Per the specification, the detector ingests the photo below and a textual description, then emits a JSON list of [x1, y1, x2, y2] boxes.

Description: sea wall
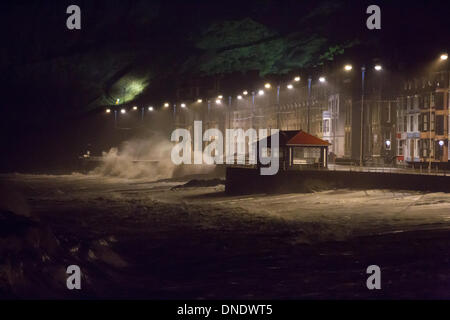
[[225, 167, 450, 194]]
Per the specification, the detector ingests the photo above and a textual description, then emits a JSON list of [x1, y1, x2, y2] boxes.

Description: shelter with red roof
[[258, 130, 331, 169]]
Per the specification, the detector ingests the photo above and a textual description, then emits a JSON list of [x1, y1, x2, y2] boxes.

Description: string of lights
[[104, 53, 448, 116]]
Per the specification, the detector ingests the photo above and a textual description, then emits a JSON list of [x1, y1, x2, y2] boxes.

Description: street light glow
[[215, 99, 222, 105], [115, 99, 120, 105], [264, 83, 271, 89], [218, 95, 223, 99], [181, 103, 186, 108], [319, 77, 326, 83], [197, 99, 203, 103], [258, 90, 264, 96], [287, 84, 293, 89], [148, 106, 154, 111], [294, 76, 300, 82], [374, 65, 382, 71], [440, 53, 448, 60], [237, 95, 243, 100], [120, 109, 126, 114], [133, 106, 138, 110], [439, 140, 445, 146], [243, 90, 248, 95], [344, 64, 353, 71], [164, 103, 169, 107]]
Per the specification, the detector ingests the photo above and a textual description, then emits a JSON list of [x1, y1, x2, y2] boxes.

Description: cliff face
[[2, 1, 362, 128], [2, 1, 163, 126]]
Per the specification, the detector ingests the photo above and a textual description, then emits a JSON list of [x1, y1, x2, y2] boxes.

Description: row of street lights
[[106, 105, 154, 114], [104, 67, 372, 138], [104, 54, 447, 167], [105, 73, 331, 133]]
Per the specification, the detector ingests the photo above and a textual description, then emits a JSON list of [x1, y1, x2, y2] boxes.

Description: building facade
[[396, 70, 449, 167]]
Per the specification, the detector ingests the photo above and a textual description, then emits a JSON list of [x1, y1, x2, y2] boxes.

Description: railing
[[328, 162, 450, 176]]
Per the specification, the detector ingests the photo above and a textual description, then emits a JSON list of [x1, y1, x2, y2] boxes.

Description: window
[[397, 115, 403, 132], [409, 115, 414, 131], [436, 115, 444, 135], [410, 139, 414, 157], [424, 95, 429, 108], [323, 119, 330, 133], [431, 112, 435, 131], [387, 103, 391, 123], [423, 114, 428, 131], [413, 96, 419, 109], [398, 140, 404, 156], [423, 139, 429, 157], [435, 92, 444, 110]]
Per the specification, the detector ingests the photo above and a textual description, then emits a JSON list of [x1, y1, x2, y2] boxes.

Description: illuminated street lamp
[[294, 76, 300, 82], [440, 53, 448, 61], [106, 108, 111, 113], [374, 65, 382, 71], [287, 84, 293, 89], [181, 103, 186, 108], [120, 108, 126, 114], [344, 64, 353, 71], [439, 140, 445, 147], [215, 99, 222, 105], [164, 102, 169, 108], [319, 76, 326, 83], [385, 140, 391, 150], [133, 106, 138, 110], [218, 95, 223, 99], [243, 90, 248, 96], [258, 89, 264, 96], [264, 83, 271, 89], [148, 106, 154, 111], [197, 99, 203, 103], [237, 95, 243, 100]]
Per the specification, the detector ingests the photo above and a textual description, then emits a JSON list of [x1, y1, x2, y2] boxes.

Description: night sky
[[1, 0, 450, 172]]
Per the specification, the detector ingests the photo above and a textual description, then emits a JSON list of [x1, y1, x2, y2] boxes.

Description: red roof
[[286, 130, 330, 146]]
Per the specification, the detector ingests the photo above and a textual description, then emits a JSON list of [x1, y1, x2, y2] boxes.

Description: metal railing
[[328, 162, 450, 176]]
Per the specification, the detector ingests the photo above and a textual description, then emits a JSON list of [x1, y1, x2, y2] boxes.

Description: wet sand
[[2, 173, 450, 299]]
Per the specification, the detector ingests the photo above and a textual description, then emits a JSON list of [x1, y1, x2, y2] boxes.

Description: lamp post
[[307, 76, 312, 133], [429, 53, 449, 171], [251, 91, 255, 129], [429, 93, 433, 173], [360, 66, 366, 167], [228, 95, 232, 130], [276, 84, 281, 129], [345, 64, 382, 167]]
